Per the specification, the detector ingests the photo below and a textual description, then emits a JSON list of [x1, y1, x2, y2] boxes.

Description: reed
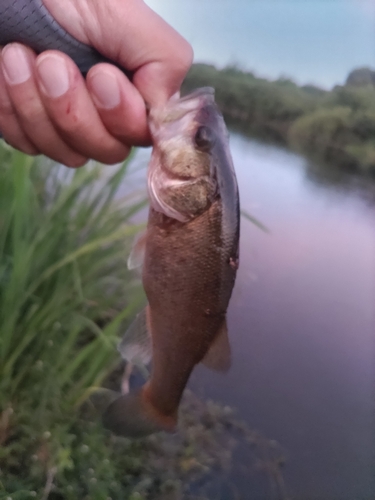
[[0, 144, 146, 433]]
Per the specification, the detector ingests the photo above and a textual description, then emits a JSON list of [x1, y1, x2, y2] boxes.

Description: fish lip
[[177, 87, 215, 103], [149, 87, 216, 130]]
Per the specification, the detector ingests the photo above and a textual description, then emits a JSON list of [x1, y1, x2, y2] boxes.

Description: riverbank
[[183, 64, 375, 175]]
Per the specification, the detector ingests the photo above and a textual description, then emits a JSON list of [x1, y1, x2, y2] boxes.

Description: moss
[[1, 390, 286, 499]]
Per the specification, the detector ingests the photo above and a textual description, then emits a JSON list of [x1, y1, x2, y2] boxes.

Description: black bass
[[103, 88, 240, 437]]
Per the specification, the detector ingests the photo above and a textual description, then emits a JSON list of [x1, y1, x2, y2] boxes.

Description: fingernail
[[89, 70, 121, 109], [37, 54, 69, 98], [2, 44, 32, 85]]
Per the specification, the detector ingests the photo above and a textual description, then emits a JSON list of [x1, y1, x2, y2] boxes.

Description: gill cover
[[147, 88, 218, 222]]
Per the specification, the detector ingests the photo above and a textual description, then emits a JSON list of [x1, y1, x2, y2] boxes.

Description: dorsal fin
[[202, 319, 231, 372]]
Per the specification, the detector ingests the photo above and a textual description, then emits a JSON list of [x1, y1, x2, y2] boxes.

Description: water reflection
[[190, 135, 375, 500], [304, 156, 375, 204]]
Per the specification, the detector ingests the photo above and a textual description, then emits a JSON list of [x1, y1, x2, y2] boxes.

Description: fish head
[[148, 87, 232, 222]]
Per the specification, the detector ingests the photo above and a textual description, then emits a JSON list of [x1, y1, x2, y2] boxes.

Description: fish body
[[103, 88, 240, 437]]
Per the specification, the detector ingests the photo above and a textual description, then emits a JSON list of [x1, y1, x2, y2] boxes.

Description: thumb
[[43, 0, 193, 107]]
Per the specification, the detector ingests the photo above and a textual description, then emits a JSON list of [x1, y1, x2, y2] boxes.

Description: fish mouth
[[147, 86, 219, 222], [149, 87, 216, 130], [178, 87, 215, 103]]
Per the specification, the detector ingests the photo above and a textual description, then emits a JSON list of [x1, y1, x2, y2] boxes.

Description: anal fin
[[202, 319, 231, 372]]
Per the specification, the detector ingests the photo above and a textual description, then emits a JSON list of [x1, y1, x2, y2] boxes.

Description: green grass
[[0, 143, 148, 495], [0, 145, 147, 410]]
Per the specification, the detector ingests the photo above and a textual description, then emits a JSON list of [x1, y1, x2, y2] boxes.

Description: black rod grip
[[0, 0, 116, 75]]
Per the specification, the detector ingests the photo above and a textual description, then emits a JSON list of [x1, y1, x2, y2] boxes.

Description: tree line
[[183, 64, 375, 175]]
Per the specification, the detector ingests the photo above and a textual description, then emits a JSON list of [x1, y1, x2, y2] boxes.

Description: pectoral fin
[[127, 230, 147, 270], [202, 319, 231, 372], [118, 306, 153, 367]]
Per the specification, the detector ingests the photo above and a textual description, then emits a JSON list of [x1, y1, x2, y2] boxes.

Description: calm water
[[189, 135, 375, 500], [125, 135, 375, 499]]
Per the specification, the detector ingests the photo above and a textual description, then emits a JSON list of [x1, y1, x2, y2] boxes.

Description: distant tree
[[346, 67, 375, 87], [301, 84, 326, 97], [183, 63, 375, 173]]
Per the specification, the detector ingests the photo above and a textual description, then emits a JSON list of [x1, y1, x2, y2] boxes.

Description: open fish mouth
[[177, 87, 215, 103], [149, 87, 216, 132], [147, 87, 225, 223]]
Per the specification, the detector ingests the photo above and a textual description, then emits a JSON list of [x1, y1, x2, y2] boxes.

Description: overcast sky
[[145, 0, 375, 88]]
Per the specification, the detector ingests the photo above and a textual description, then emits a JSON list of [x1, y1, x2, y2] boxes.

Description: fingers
[[43, 0, 194, 107], [0, 66, 40, 155], [1, 44, 88, 167], [0, 43, 146, 165], [35, 51, 130, 163], [104, 0, 194, 107], [0, 0, 194, 164], [123, 1, 194, 107], [86, 63, 150, 146]]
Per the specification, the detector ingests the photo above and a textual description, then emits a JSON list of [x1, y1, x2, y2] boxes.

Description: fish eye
[[194, 126, 215, 151]]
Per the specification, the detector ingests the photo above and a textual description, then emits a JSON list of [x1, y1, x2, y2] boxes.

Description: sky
[[145, 0, 375, 88]]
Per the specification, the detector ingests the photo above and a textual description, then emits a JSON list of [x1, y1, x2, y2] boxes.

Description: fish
[[102, 87, 240, 437]]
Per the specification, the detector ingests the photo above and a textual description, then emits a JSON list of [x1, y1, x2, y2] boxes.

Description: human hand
[[0, 0, 193, 166]]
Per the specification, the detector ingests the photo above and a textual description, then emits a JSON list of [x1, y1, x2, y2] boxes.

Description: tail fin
[[102, 387, 176, 438]]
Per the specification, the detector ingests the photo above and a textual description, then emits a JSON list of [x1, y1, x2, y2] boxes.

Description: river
[[125, 134, 375, 500], [191, 135, 375, 500]]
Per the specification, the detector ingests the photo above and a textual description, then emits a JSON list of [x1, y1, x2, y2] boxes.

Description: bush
[[184, 63, 375, 174], [346, 67, 375, 87], [288, 106, 352, 163], [183, 63, 317, 142], [325, 85, 375, 112]]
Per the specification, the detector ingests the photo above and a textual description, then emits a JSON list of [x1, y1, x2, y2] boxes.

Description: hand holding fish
[[0, 0, 193, 166], [0, 0, 240, 439]]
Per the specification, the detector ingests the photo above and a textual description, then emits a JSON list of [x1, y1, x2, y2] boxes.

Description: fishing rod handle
[[0, 0, 114, 75]]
